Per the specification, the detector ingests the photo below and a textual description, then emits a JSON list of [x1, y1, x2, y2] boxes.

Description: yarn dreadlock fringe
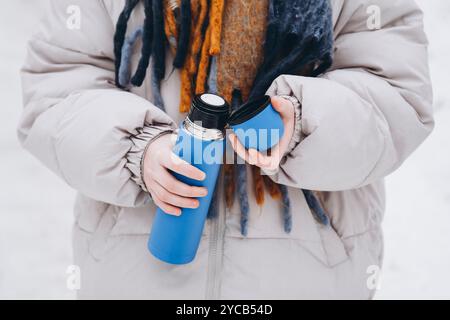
[[150, 0, 166, 82], [252, 165, 265, 206], [118, 27, 143, 88], [187, 0, 209, 77], [180, 67, 193, 113], [130, 0, 154, 87], [195, 26, 212, 96], [207, 56, 218, 94], [151, 64, 165, 109], [114, 0, 167, 101], [209, 0, 225, 55], [302, 190, 329, 225], [224, 164, 235, 208], [180, 0, 210, 112], [237, 164, 249, 236], [163, 0, 178, 54], [113, 0, 140, 88], [262, 175, 282, 201], [162, 1, 196, 107], [250, 0, 333, 99], [162, 0, 224, 112], [170, 0, 213, 112], [207, 166, 221, 219], [230, 89, 250, 236], [173, 0, 191, 68], [279, 184, 292, 233]]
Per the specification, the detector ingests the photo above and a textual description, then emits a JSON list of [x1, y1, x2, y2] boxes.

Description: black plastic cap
[[188, 94, 230, 130], [228, 95, 271, 126]]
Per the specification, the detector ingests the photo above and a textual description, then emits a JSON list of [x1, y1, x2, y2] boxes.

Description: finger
[[248, 148, 275, 169], [161, 153, 206, 181], [169, 132, 178, 147], [247, 148, 260, 166], [228, 133, 250, 163], [269, 144, 282, 161], [271, 96, 295, 130], [152, 180, 200, 209], [270, 96, 288, 114], [150, 192, 181, 216], [155, 168, 208, 198]]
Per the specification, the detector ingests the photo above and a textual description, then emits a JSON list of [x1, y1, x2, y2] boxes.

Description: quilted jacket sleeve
[[265, 0, 434, 191], [18, 0, 176, 207]]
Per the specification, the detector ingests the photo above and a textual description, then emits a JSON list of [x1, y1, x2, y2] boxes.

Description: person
[[18, 0, 434, 299]]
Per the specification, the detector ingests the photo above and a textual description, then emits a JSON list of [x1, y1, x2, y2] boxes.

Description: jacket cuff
[[280, 95, 302, 157], [261, 95, 302, 176], [126, 125, 174, 192]]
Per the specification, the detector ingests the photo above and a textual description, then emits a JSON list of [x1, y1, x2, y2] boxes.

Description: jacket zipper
[[205, 183, 225, 299]]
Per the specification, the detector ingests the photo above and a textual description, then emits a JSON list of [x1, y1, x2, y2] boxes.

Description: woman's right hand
[[143, 133, 208, 216]]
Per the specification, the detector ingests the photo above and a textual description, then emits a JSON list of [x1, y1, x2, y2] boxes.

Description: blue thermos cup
[[228, 95, 284, 152], [148, 94, 230, 265]]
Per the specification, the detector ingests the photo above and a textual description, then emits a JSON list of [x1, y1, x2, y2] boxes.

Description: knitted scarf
[[114, 0, 334, 235]]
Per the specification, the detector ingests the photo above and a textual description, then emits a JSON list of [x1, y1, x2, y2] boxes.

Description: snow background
[[0, 0, 449, 299]]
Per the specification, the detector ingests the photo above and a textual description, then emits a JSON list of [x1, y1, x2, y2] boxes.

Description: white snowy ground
[[0, 0, 449, 299]]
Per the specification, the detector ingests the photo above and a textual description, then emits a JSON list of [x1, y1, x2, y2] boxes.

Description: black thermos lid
[[188, 94, 230, 130], [227, 95, 271, 126]]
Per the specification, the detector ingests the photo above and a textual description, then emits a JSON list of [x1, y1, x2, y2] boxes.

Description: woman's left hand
[[228, 96, 295, 172]]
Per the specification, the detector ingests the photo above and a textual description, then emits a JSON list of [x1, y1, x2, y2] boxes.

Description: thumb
[[270, 96, 288, 114]]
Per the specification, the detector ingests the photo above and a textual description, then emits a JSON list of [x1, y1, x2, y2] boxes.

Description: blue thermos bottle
[[148, 93, 230, 265]]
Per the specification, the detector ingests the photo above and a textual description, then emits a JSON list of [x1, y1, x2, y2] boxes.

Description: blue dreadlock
[[113, 0, 140, 88], [231, 89, 250, 236], [303, 190, 329, 225], [172, 0, 192, 69], [118, 27, 143, 88], [130, 0, 153, 87], [114, 0, 167, 107], [279, 184, 292, 233]]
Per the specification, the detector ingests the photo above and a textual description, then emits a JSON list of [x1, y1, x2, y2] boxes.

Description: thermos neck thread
[[184, 118, 224, 141]]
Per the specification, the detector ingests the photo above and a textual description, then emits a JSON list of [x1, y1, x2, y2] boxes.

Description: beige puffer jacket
[[18, 0, 433, 299]]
